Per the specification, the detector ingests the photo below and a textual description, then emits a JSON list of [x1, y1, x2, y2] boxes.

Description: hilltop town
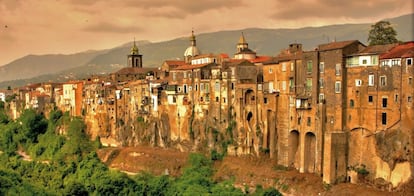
[[1, 31, 413, 190]]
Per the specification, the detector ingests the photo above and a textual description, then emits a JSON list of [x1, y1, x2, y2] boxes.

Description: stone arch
[[304, 132, 316, 173], [247, 111, 253, 122], [244, 89, 254, 105], [288, 130, 300, 168]]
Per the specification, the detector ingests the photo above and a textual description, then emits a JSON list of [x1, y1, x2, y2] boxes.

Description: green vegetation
[[349, 164, 369, 176], [368, 21, 399, 46], [0, 109, 280, 195]]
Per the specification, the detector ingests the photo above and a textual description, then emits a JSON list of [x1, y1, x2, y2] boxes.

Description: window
[[355, 79, 362, 87], [269, 68, 273, 73], [380, 76, 387, 86], [335, 64, 341, 75], [183, 85, 187, 93], [307, 60, 313, 73], [216, 96, 219, 102], [290, 62, 294, 71], [282, 63, 286, 72], [407, 58, 413, 66], [307, 117, 311, 126], [306, 78, 312, 91], [382, 98, 387, 108], [206, 95, 210, 102], [319, 94, 325, 103], [319, 62, 324, 73], [289, 77, 294, 89], [391, 59, 401, 66], [382, 113, 387, 125], [409, 77, 413, 85], [172, 72, 176, 81], [231, 83, 234, 90], [298, 117, 301, 125], [223, 98, 226, 103], [395, 94, 399, 103], [335, 81, 341, 93], [408, 96, 413, 103], [362, 59, 367, 64], [183, 72, 187, 78], [215, 82, 220, 92], [173, 96, 176, 103], [350, 99, 354, 108], [195, 84, 198, 91], [281, 81, 287, 91], [368, 74, 375, 86], [319, 78, 324, 88], [264, 97, 268, 104], [368, 95, 373, 103], [205, 83, 209, 92]]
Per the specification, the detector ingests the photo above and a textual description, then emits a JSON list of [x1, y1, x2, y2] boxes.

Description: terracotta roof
[[164, 60, 187, 66], [380, 42, 414, 59], [219, 53, 230, 58], [114, 67, 158, 74], [191, 53, 217, 59], [173, 63, 213, 70], [358, 43, 398, 54], [318, 40, 360, 51], [249, 56, 272, 63]]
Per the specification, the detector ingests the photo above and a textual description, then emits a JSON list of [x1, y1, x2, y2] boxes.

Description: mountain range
[[0, 13, 412, 89]]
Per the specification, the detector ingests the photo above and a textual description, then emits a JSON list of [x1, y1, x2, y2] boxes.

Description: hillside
[[0, 13, 412, 88], [0, 50, 109, 83], [97, 146, 413, 196]]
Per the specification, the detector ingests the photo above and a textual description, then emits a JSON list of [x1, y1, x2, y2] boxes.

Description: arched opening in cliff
[[244, 89, 254, 105], [304, 132, 316, 173], [247, 112, 253, 122], [289, 130, 300, 168]]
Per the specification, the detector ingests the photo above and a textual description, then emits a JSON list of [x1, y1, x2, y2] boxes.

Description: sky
[[0, 0, 412, 66]]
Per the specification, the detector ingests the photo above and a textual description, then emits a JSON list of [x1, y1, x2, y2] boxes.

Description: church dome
[[184, 45, 200, 57], [184, 30, 200, 58]]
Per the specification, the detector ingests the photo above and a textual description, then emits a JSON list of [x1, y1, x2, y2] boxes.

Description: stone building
[[7, 32, 412, 189], [61, 81, 84, 116], [344, 42, 414, 186]]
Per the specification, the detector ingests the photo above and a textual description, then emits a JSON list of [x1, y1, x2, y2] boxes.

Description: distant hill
[[0, 50, 107, 83], [0, 13, 412, 89]]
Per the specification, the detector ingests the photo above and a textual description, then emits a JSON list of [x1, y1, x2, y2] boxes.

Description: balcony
[[296, 98, 311, 110]]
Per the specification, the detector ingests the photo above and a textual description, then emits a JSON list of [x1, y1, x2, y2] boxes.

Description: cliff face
[[347, 127, 413, 189], [85, 106, 236, 156]]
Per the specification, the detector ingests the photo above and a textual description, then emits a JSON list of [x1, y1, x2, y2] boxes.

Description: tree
[[368, 21, 398, 46]]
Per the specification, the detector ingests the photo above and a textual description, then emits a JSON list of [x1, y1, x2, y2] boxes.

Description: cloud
[[122, 0, 245, 18], [63, 0, 99, 6], [0, 0, 24, 11], [83, 21, 144, 34], [271, 0, 411, 21]]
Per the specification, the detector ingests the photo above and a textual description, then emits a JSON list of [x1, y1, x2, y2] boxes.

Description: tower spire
[[190, 29, 196, 46], [131, 37, 139, 55]]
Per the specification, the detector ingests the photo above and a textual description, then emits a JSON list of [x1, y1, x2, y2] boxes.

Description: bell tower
[[128, 39, 143, 68]]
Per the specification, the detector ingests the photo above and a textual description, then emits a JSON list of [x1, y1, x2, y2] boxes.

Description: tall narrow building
[[128, 39, 143, 68]]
